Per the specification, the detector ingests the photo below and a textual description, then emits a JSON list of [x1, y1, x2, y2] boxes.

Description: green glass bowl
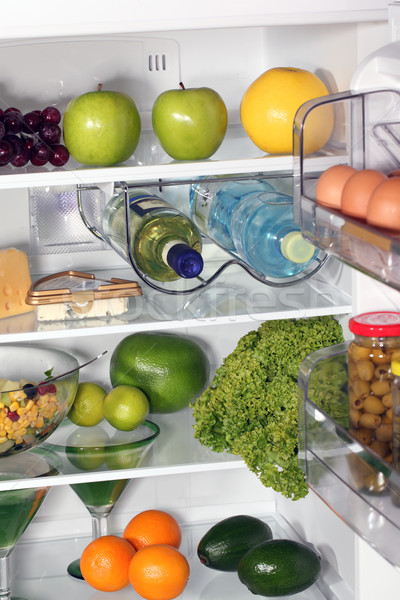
[[44, 418, 160, 473]]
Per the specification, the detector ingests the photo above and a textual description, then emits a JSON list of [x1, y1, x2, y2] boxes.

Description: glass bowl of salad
[[0, 344, 79, 456]]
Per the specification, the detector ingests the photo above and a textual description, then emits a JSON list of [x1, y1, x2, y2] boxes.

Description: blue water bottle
[[190, 179, 316, 278], [190, 178, 276, 251]]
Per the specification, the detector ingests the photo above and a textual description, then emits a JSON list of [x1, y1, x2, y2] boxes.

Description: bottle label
[[128, 194, 167, 217], [191, 184, 212, 229]]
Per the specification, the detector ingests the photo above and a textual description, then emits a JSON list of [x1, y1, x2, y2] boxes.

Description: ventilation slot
[[148, 52, 167, 72]]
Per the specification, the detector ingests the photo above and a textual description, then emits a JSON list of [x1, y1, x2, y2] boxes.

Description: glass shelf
[[0, 126, 299, 191], [0, 34, 345, 191], [0, 408, 244, 492], [298, 342, 400, 569], [0, 126, 345, 191], [0, 262, 352, 343], [294, 88, 400, 292]]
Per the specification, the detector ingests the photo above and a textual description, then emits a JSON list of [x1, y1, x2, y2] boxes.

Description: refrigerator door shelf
[[298, 342, 400, 569], [294, 88, 400, 292]]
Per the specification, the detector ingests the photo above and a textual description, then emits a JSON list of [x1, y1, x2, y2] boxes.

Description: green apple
[[152, 82, 228, 160], [63, 84, 141, 166]]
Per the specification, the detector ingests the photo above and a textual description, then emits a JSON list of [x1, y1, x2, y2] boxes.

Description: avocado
[[197, 514, 273, 571], [238, 538, 321, 597]]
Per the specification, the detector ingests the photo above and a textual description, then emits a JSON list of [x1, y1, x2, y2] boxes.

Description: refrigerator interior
[[0, 3, 400, 599]]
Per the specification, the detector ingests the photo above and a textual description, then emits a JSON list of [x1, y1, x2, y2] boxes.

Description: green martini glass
[[44, 418, 160, 579], [0, 448, 60, 600]]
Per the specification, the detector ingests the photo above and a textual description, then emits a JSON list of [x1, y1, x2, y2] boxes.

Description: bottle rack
[[298, 342, 400, 570], [294, 87, 400, 291], [77, 175, 328, 296]]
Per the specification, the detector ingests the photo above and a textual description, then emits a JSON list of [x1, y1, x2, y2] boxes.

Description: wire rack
[[77, 175, 328, 296]]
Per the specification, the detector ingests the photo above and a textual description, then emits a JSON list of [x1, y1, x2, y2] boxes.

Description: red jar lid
[[349, 311, 400, 337]]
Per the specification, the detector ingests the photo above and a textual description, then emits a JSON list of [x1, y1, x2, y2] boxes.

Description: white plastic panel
[[24, 468, 276, 541], [0, 36, 180, 127], [0, 0, 389, 39], [356, 537, 400, 598]]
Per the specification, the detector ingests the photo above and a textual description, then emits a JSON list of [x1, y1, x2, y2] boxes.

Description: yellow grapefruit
[[240, 67, 334, 155]]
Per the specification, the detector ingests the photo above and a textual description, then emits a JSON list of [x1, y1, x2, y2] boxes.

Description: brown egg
[[367, 177, 400, 231], [315, 164, 357, 209], [389, 169, 400, 177], [341, 169, 387, 219]]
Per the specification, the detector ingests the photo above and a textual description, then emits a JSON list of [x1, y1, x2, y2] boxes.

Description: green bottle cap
[[281, 231, 315, 264]]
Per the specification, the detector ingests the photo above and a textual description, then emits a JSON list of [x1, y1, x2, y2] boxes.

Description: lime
[[109, 332, 210, 413], [67, 382, 106, 427], [105, 447, 143, 470], [103, 385, 149, 431], [65, 426, 110, 471], [67, 446, 106, 471]]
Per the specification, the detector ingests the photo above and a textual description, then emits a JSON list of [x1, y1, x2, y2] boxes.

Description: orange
[[240, 67, 334, 155], [128, 544, 190, 600], [80, 534, 136, 592], [123, 509, 182, 551]]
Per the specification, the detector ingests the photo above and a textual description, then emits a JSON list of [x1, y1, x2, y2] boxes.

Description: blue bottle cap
[[166, 243, 204, 279]]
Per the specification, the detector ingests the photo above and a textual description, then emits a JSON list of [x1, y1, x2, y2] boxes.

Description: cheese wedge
[[0, 248, 34, 319]]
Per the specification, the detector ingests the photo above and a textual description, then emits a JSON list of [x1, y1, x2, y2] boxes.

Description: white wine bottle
[[102, 189, 204, 282]]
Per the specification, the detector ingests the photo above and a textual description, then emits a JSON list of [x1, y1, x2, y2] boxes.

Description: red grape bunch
[[0, 105, 69, 168]]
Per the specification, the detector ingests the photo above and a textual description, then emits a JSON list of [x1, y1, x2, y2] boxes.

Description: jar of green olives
[[391, 357, 400, 470], [348, 311, 400, 462]]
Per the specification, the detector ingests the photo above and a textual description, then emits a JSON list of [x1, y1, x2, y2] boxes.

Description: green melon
[[109, 332, 210, 413]]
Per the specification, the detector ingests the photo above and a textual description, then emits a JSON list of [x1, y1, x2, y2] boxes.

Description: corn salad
[[0, 382, 61, 448]]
